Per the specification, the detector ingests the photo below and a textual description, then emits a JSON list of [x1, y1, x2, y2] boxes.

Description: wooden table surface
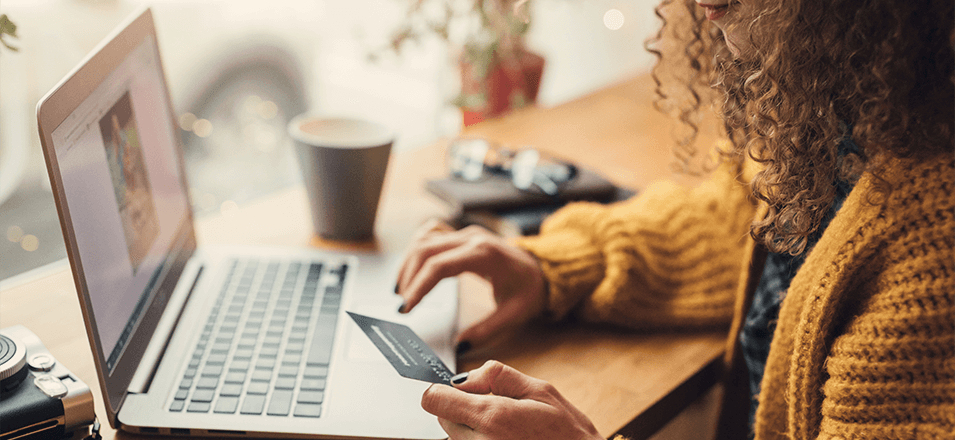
[[1, 73, 727, 440]]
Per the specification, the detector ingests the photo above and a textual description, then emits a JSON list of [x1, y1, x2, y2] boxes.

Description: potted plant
[[379, 0, 545, 125]]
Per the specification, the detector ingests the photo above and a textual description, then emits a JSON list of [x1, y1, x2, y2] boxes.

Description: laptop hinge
[[127, 264, 204, 394]]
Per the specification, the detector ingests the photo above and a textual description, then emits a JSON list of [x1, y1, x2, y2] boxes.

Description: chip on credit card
[[347, 312, 455, 385]]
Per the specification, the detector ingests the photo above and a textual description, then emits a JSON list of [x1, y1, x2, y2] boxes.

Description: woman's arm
[[517, 159, 758, 329]]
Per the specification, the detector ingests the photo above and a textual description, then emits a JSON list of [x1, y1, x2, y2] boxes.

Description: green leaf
[[0, 14, 19, 52]]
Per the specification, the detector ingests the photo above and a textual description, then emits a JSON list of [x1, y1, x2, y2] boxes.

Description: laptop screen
[[49, 33, 189, 373]]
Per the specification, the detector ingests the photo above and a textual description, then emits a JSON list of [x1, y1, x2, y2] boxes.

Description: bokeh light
[[7, 225, 24, 242], [193, 119, 214, 138], [20, 234, 39, 252], [179, 113, 197, 131], [258, 101, 278, 120], [603, 9, 625, 31]]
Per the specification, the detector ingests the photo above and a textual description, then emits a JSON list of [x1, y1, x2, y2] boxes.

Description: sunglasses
[[446, 138, 577, 196]]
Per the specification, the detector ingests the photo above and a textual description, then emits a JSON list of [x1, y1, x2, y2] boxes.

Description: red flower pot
[[460, 49, 545, 126]]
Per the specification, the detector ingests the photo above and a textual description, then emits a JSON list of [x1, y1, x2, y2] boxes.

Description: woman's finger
[[400, 240, 492, 312], [437, 418, 479, 440], [421, 384, 495, 430], [396, 230, 473, 302], [395, 220, 456, 293], [451, 360, 545, 400]]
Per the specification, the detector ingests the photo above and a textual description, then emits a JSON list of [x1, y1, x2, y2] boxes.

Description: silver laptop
[[36, 8, 456, 439]]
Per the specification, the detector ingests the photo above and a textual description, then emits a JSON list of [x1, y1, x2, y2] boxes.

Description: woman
[[395, 0, 954, 438]]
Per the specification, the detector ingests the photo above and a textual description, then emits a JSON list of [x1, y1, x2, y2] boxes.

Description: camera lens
[[0, 334, 28, 392]]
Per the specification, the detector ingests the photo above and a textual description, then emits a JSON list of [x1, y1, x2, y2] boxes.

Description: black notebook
[[426, 167, 619, 212], [426, 168, 634, 236]]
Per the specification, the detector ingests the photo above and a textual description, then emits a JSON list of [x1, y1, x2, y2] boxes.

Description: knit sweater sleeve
[[513, 160, 758, 329]]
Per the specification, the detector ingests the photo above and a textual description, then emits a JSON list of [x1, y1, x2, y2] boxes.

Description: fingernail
[[451, 372, 469, 385], [394, 283, 400, 294], [397, 303, 406, 314], [455, 341, 472, 356]]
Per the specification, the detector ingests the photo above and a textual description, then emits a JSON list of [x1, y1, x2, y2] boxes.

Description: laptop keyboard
[[169, 258, 346, 418]]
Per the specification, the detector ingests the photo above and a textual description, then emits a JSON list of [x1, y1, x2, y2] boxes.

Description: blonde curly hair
[[647, 0, 954, 255]]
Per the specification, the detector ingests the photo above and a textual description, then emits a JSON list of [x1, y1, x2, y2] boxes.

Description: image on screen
[[98, 91, 160, 274]]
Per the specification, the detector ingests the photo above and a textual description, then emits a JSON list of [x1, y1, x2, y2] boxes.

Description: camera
[[1, 325, 95, 440]]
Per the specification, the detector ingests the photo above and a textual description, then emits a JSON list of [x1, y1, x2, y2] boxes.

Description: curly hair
[[646, 0, 955, 255]]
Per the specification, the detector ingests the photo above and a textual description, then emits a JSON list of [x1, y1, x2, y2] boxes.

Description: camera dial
[[0, 333, 28, 391]]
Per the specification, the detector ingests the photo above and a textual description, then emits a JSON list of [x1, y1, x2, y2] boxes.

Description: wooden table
[[1, 74, 726, 440]]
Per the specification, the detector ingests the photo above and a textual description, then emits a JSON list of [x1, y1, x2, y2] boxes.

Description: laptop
[[36, 7, 457, 439]]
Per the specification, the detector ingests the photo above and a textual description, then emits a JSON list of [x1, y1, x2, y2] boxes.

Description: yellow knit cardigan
[[515, 152, 955, 439]]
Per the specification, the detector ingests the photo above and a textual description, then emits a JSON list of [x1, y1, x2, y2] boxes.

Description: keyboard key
[[175, 389, 189, 400], [240, 395, 266, 415], [300, 378, 326, 391], [246, 382, 269, 394], [224, 372, 246, 383], [278, 366, 298, 377], [297, 391, 324, 404], [275, 378, 295, 390], [251, 370, 272, 381], [255, 359, 275, 369], [214, 396, 239, 414], [187, 401, 211, 413], [191, 389, 214, 402], [219, 384, 242, 396], [234, 349, 253, 359], [307, 316, 337, 366], [303, 366, 328, 378], [229, 360, 250, 371], [196, 377, 218, 389], [224, 313, 241, 323], [267, 390, 293, 416], [293, 403, 321, 418], [202, 365, 223, 377], [206, 354, 227, 365], [170, 400, 185, 412], [290, 325, 308, 335], [179, 379, 193, 389], [183, 368, 197, 378]]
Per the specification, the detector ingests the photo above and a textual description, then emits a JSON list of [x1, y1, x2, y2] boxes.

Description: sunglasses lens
[[510, 149, 539, 191], [449, 139, 490, 181], [448, 139, 577, 196]]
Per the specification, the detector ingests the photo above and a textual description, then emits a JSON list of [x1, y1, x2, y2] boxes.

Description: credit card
[[347, 312, 455, 385]]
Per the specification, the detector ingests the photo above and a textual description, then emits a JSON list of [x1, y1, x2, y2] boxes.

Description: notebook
[[35, 8, 456, 439]]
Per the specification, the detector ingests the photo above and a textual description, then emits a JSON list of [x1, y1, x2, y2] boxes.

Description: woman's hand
[[421, 360, 602, 440], [395, 220, 548, 350]]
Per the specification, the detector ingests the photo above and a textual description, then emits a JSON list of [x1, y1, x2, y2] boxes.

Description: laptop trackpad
[[345, 278, 457, 366]]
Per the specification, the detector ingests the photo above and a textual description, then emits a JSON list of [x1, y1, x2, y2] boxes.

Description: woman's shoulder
[[804, 150, 953, 280], [849, 150, 953, 210]]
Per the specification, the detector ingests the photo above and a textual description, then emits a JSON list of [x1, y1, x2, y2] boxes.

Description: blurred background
[[0, 0, 661, 283]]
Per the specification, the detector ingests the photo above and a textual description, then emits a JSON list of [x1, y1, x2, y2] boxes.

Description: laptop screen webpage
[[50, 34, 189, 373]]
